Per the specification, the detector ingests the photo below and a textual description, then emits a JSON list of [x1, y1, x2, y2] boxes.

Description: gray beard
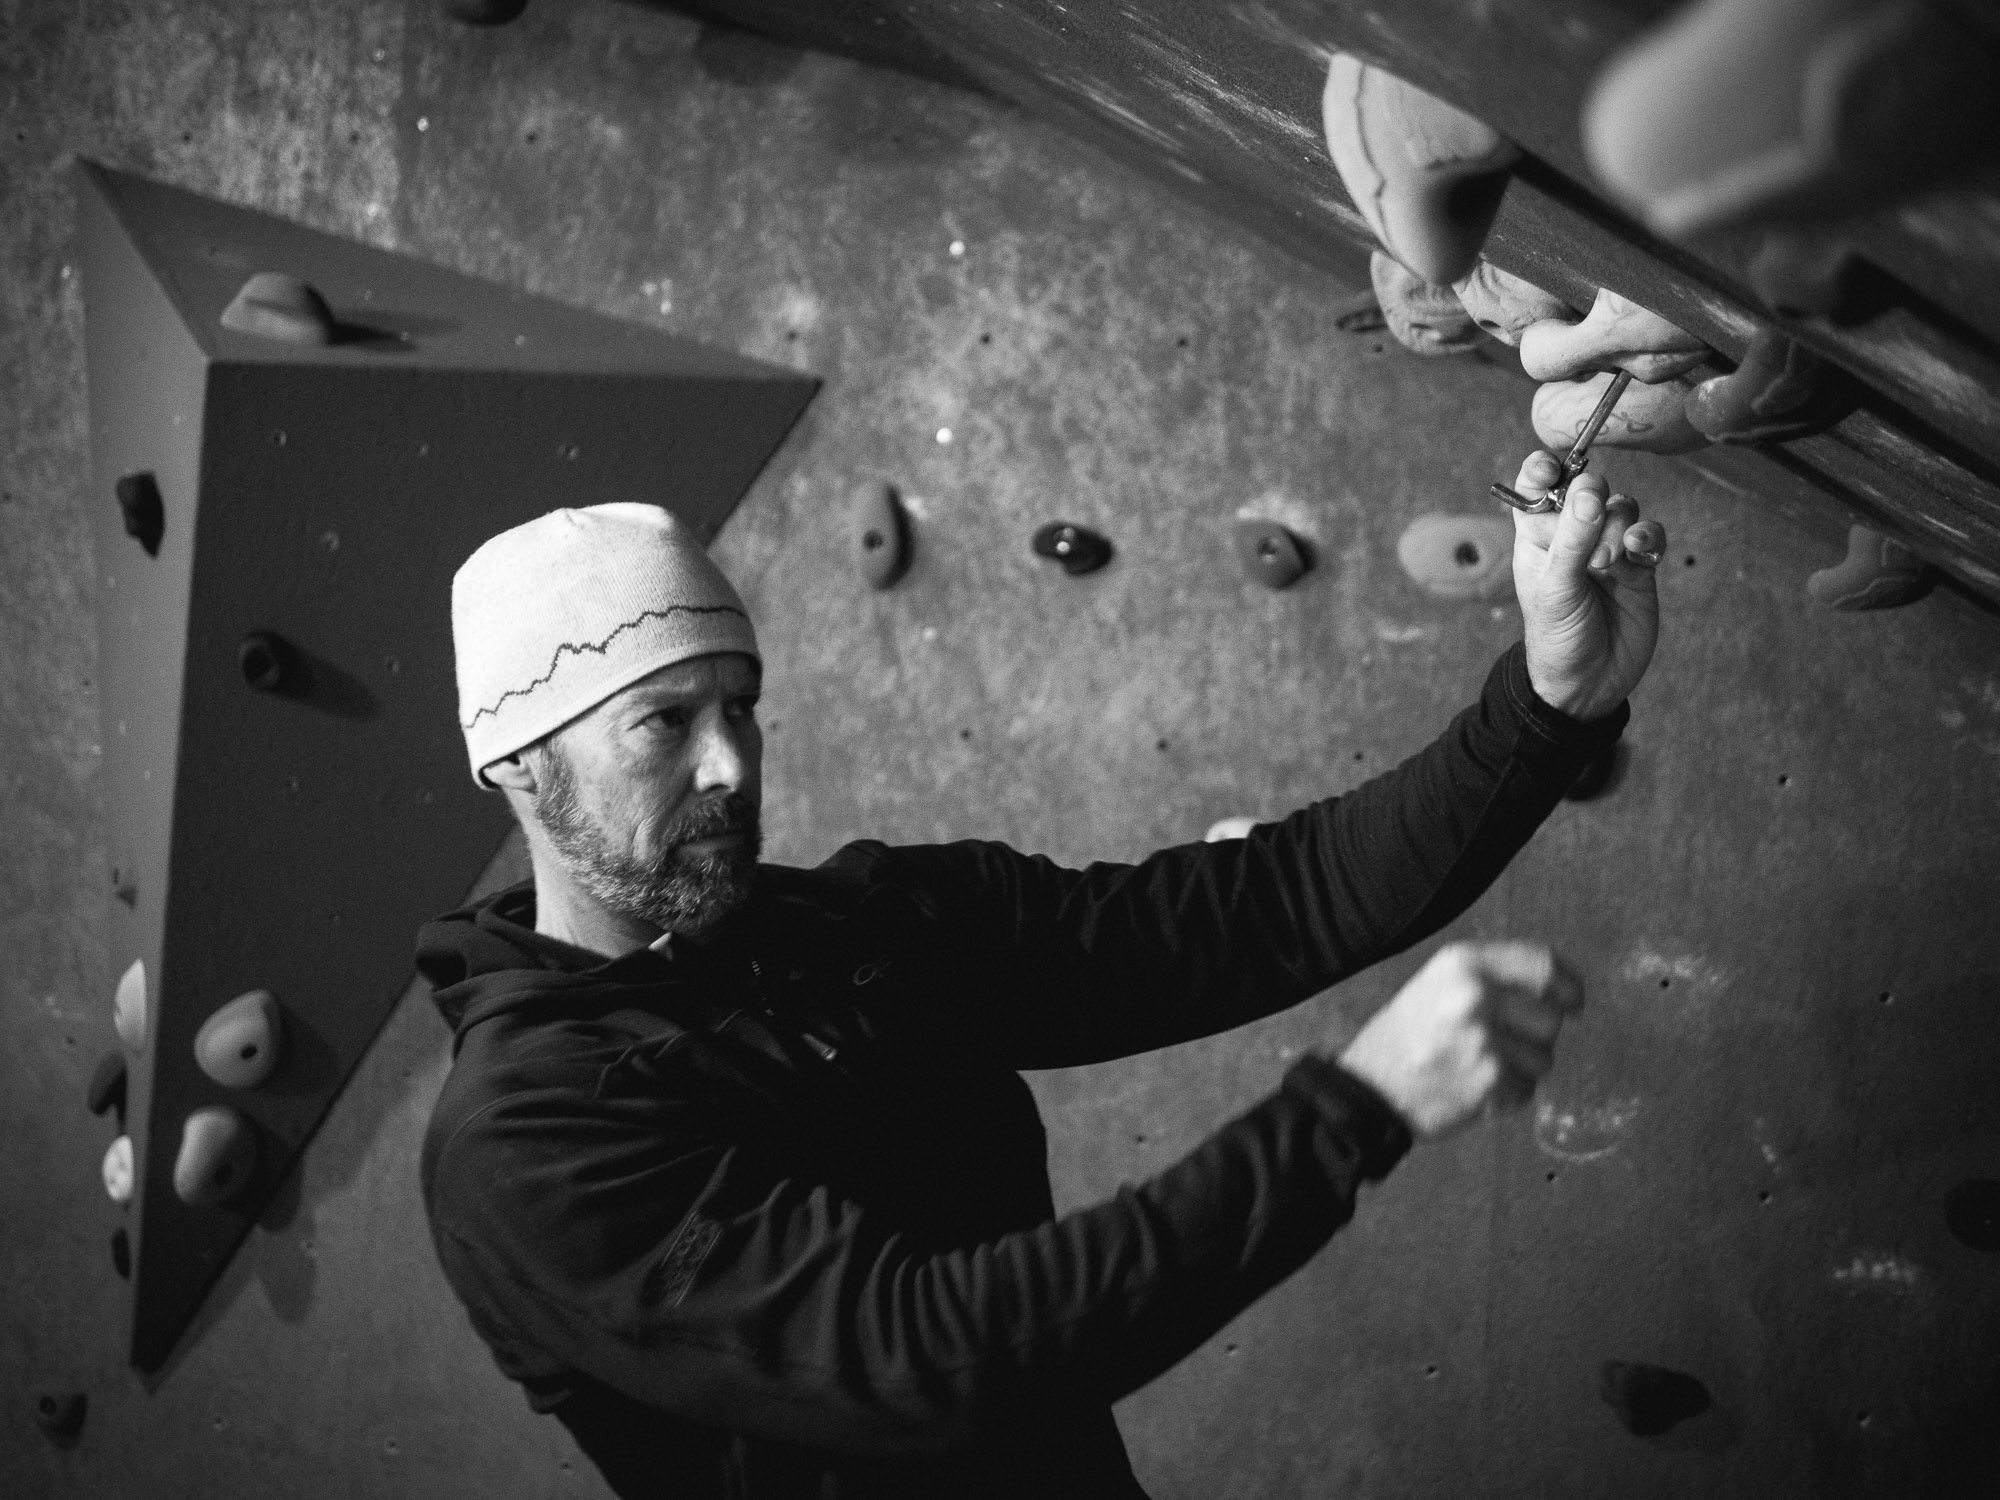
[[533, 745, 760, 940]]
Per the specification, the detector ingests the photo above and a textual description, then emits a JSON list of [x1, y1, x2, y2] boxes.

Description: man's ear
[[482, 750, 538, 795]]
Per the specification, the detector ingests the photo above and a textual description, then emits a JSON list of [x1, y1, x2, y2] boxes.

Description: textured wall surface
[[3, 3, 1999, 1498]]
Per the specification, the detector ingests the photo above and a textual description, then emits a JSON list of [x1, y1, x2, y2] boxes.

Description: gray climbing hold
[[1233, 519, 1309, 589], [1806, 524, 1930, 610], [102, 1135, 134, 1206], [1600, 1360, 1711, 1436], [34, 1391, 86, 1447], [1032, 521, 1113, 576], [219, 272, 335, 345], [113, 958, 147, 1053], [87, 1051, 127, 1121], [195, 989, 285, 1090], [238, 630, 298, 693], [1397, 513, 1516, 600], [115, 472, 164, 556], [172, 1106, 259, 1207], [1685, 328, 1832, 443], [1371, 251, 1484, 357], [852, 483, 912, 589]]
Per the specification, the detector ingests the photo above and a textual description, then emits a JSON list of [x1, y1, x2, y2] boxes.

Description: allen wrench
[[1490, 369, 1632, 514]]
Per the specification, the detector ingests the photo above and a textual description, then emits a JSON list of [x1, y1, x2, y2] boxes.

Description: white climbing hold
[[1397, 514, 1517, 600], [102, 1135, 134, 1206], [1204, 816, 1259, 843], [113, 958, 148, 1053]]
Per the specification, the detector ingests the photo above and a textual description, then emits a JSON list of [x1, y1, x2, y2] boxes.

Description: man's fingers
[[1622, 518, 1666, 568], [1461, 940, 1583, 1010], [1548, 475, 1608, 582], [1513, 449, 1561, 499]]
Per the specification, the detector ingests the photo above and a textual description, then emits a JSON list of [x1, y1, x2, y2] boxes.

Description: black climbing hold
[[34, 1390, 86, 1447], [86, 1052, 127, 1122], [442, 0, 529, 21], [110, 1226, 130, 1279], [1233, 518, 1310, 589], [852, 483, 912, 589], [1945, 1180, 2000, 1253], [238, 631, 297, 693], [1031, 521, 1112, 577], [1600, 1360, 1712, 1436], [115, 472, 164, 556]]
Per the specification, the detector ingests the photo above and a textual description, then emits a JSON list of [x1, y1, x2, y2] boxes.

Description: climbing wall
[[2, 3, 1997, 1498]]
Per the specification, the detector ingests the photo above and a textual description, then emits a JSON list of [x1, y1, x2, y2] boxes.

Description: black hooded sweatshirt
[[417, 644, 1624, 1499]]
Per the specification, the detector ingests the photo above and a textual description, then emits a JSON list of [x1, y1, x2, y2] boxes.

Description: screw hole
[[1878, 991, 1893, 1005], [1659, 977, 1671, 989], [240, 1044, 258, 1061], [862, 529, 883, 551], [1758, 1189, 1772, 1204], [1454, 542, 1481, 566]]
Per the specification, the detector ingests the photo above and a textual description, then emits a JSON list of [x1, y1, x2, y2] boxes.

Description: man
[[419, 451, 1665, 1498]]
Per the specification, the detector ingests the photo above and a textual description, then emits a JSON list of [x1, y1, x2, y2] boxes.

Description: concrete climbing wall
[[3, 4, 1997, 1497]]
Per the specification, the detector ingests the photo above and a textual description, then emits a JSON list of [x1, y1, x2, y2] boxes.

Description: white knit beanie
[[452, 503, 759, 786]]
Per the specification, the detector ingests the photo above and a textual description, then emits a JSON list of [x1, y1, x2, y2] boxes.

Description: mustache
[[665, 793, 760, 849]]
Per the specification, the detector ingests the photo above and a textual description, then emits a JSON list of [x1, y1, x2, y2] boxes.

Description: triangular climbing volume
[[73, 160, 817, 1375]]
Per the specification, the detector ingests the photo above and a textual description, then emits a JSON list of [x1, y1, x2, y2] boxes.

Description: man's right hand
[[1336, 941, 1582, 1140]]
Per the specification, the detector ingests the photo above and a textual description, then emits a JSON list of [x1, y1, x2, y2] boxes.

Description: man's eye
[[649, 710, 690, 732], [728, 697, 761, 721]]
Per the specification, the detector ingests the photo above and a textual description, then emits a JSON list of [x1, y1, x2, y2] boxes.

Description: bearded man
[[419, 452, 1665, 1499]]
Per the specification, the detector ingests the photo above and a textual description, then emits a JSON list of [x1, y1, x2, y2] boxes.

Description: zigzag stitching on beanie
[[461, 603, 750, 728]]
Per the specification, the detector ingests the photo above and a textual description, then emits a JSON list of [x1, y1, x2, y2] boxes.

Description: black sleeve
[[867, 642, 1627, 1069], [428, 1049, 1410, 1457]]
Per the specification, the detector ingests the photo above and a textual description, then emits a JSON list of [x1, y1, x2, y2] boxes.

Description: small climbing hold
[[238, 630, 297, 693], [110, 1226, 130, 1279], [1397, 513, 1516, 600], [1332, 289, 1386, 334], [102, 1135, 134, 1206], [1806, 524, 1931, 610], [113, 958, 147, 1053], [86, 1052, 127, 1121], [195, 989, 285, 1090], [112, 863, 137, 908], [851, 483, 912, 589], [1322, 53, 1519, 284], [1533, 371, 1707, 455], [1204, 816, 1259, 843], [219, 272, 336, 346], [1600, 1360, 1712, 1436], [173, 1106, 259, 1207], [1031, 521, 1113, 576], [114, 472, 164, 556], [1451, 260, 1572, 347], [442, 0, 528, 22], [1520, 288, 1709, 384], [1371, 251, 1484, 357], [33, 1391, 86, 1447], [1233, 518, 1309, 590], [1685, 329, 1832, 443], [1944, 1180, 2000, 1253]]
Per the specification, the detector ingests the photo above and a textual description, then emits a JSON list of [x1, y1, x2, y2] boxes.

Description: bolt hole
[[1856, 1410, 1872, 1428], [240, 1044, 258, 1061], [1778, 774, 1791, 786], [1878, 991, 1893, 1005], [1454, 542, 1481, 567], [1156, 738, 1169, 751], [1424, 1364, 1439, 1379], [978, 332, 992, 344], [958, 728, 971, 741], [862, 529, 883, 551], [1545, 1169, 1557, 1182], [1758, 1190, 1772, 1204], [1659, 977, 1671, 989]]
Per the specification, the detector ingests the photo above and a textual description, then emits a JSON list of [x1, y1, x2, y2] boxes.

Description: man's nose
[[692, 713, 751, 794]]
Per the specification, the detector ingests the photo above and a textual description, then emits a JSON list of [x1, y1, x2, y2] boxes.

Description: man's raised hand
[[1336, 941, 1583, 1140], [1509, 449, 1666, 722]]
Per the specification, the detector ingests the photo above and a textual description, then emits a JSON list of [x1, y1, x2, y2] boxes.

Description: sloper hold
[[87, 1051, 128, 1121], [1600, 1360, 1712, 1436], [1321, 53, 1519, 284], [34, 1391, 87, 1447], [1032, 521, 1113, 576], [1533, 372, 1707, 455], [1520, 288, 1709, 384], [1204, 816, 1259, 843], [1686, 329, 1832, 443], [172, 1107, 258, 1207], [1371, 251, 1483, 357], [194, 989, 285, 1090], [1233, 518, 1309, 589], [1452, 261, 1571, 347], [1945, 1180, 2000, 1252], [1397, 514, 1515, 600], [112, 958, 148, 1053], [114, 472, 164, 556], [1807, 523, 1931, 610], [219, 271, 336, 345], [851, 483, 912, 589]]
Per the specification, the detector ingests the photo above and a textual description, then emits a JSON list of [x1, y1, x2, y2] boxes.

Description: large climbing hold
[[1452, 261, 1572, 347], [1533, 372, 1707, 455], [1600, 1360, 1713, 1436], [1397, 513, 1516, 600], [1322, 53, 1519, 285], [1686, 329, 1833, 443], [851, 482, 912, 589], [1806, 523, 1931, 610], [1233, 518, 1310, 590], [172, 1107, 259, 1207], [1519, 288, 1709, 384], [219, 271, 337, 346], [194, 989, 286, 1090], [1371, 252, 1484, 357], [112, 958, 148, 1053], [1031, 521, 1113, 577]]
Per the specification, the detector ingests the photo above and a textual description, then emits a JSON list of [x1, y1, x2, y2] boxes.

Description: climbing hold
[[86, 1052, 127, 1121], [1397, 514, 1516, 601], [1807, 524, 1931, 610], [114, 472, 165, 556], [102, 1135, 134, 1206], [1332, 289, 1387, 334], [1686, 329, 1832, 443], [1945, 1180, 2000, 1253], [172, 1106, 259, 1207], [220, 272, 336, 345], [110, 1227, 130, 1279], [1031, 521, 1113, 577], [1371, 251, 1483, 357], [113, 958, 148, 1053], [238, 630, 298, 693], [1233, 518, 1309, 590], [33, 1391, 86, 1447], [1451, 261, 1572, 347], [1204, 816, 1259, 843], [1520, 288, 1709, 384], [1321, 53, 1519, 285], [1747, 231, 1880, 322], [111, 862, 137, 907], [1533, 371, 1707, 455], [195, 988, 285, 1090], [442, 0, 528, 22], [851, 483, 912, 589], [1600, 1360, 1712, 1436]]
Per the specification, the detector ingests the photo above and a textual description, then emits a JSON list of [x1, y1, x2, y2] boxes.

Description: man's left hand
[[1509, 449, 1666, 722]]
